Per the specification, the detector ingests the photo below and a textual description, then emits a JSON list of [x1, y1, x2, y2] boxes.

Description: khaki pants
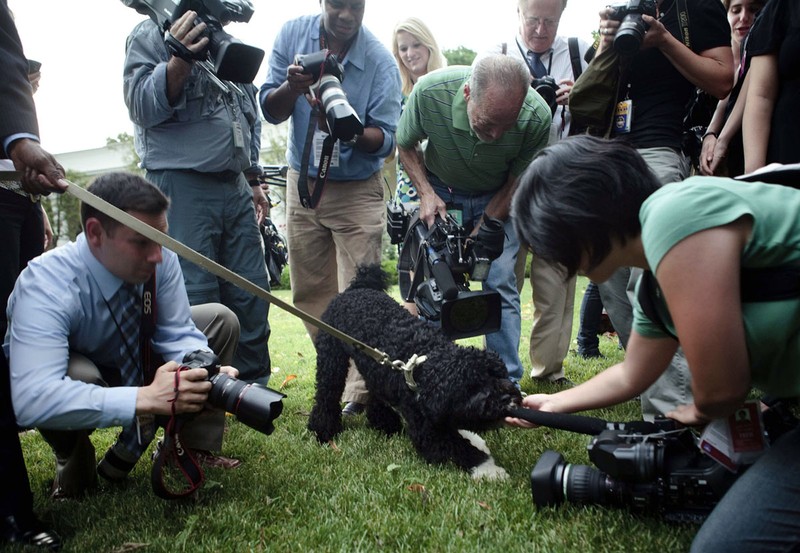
[[514, 249, 576, 380], [286, 169, 385, 403]]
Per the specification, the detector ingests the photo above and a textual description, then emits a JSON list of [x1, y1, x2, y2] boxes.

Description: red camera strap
[[150, 368, 206, 500]]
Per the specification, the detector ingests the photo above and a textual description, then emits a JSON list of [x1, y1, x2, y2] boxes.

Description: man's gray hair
[[469, 55, 531, 105], [518, 0, 568, 10]]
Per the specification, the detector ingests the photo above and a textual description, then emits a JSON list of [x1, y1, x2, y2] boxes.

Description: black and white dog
[[307, 265, 522, 479]]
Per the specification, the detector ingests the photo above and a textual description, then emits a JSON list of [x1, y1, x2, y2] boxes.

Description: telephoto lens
[[182, 351, 285, 436]]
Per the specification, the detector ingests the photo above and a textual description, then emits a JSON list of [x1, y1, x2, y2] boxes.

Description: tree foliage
[[443, 46, 477, 66], [41, 169, 89, 244]]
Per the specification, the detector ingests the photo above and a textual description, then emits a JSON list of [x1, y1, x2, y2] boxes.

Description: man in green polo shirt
[[397, 54, 551, 384]]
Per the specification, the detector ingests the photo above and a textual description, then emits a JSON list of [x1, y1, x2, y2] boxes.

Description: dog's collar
[[390, 354, 428, 391]]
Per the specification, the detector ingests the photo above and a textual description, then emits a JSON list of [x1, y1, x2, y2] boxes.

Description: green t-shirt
[[396, 66, 551, 194], [633, 176, 800, 395]]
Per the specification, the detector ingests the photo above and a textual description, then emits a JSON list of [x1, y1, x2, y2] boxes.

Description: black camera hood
[[507, 407, 673, 436]]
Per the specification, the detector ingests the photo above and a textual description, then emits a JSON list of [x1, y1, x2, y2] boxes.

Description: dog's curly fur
[[307, 265, 522, 479]]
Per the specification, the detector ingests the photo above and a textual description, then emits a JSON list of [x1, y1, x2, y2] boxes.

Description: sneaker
[[341, 402, 365, 416], [189, 449, 242, 469]]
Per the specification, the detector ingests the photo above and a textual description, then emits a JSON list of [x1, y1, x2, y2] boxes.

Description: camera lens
[[475, 217, 506, 261], [531, 450, 627, 508], [207, 373, 285, 435], [614, 14, 647, 55]]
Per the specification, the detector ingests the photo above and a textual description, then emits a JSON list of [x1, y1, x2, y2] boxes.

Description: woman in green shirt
[[508, 135, 800, 553]]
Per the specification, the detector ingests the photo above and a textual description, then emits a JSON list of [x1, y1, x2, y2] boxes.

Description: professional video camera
[[398, 212, 505, 339], [509, 404, 798, 523], [607, 0, 658, 56], [182, 350, 285, 435], [531, 76, 559, 115], [294, 50, 364, 143], [121, 0, 264, 83]]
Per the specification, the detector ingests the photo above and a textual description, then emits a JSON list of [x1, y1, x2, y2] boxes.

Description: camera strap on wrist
[[150, 368, 205, 500], [164, 32, 205, 63]]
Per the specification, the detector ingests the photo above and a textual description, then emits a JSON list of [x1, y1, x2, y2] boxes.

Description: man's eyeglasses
[[521, 15, 560, 29]]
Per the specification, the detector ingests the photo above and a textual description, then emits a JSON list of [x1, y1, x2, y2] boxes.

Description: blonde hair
[[392, 17, 446, 96]]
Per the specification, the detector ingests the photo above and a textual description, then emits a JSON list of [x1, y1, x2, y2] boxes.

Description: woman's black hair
[[511, 135, 660, 278]]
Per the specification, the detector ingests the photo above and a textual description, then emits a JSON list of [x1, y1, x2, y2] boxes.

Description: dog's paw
[[470, 458, 509, 481]]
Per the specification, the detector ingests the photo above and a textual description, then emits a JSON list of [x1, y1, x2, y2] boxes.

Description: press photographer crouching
[[506, 135, 800, 552], [3, 173, 263, 500]]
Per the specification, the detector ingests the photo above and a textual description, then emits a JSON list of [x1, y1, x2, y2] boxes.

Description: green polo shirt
[[396, 66, 551, 194]]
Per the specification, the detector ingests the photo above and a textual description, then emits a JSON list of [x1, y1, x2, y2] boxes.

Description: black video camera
[[607, 0, 658, 55], [531, 76, 559, 115], [294, 50, 364, 143], [398, 212, 505, 339], [121, 0, 264, 83], [512, 404, 798, 523], [182, 350, 285, 436]]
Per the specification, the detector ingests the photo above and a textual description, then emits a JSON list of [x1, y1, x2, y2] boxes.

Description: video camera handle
[[506, 407, 667, 436], [429, 249, 459, 301]]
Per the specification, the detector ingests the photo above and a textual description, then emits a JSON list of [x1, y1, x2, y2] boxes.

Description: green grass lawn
[[19, 277, 699, 552]]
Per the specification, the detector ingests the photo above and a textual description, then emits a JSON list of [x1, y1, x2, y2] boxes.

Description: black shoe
[[577, 349, 604, 359], [1, 515, 62, 551], [50, 436, 97, 500], [341, 402, 365, 416]]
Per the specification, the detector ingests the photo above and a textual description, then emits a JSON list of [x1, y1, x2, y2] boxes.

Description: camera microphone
[[507, 407, 669, 435]]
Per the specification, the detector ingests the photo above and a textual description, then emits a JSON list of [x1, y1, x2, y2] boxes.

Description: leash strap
[[32, 177, 391, 366]]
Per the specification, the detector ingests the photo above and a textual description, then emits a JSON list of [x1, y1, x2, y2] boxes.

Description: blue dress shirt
[[260, 14, 401, 181], [3, 233, 209, 429]]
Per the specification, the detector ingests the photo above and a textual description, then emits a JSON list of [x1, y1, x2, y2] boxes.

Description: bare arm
[[656, 218, 752, 421], [708, 71, 751, 175], [699, 95, 729, 175], [480, 173, 518, 224], [398, 144, 446, 226], [742, 53, 779, 173], [507, 332, 677, 426], [595, 10, 733, 99], [261, 64, 315, 123], [642, 15, 733, 99]]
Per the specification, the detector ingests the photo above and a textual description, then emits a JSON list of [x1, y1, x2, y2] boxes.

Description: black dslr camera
[[607, 0, 658, 55], [398, 212, 505, 339], [121, 0, 264, 83], [531, 76, 559, 115], [182, 350, 285, 436], [294, 50, 364, 143], [516, 404, 798, 523]]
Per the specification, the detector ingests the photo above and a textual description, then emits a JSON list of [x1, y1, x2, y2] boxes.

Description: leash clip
[[391, 354, 427, 391]]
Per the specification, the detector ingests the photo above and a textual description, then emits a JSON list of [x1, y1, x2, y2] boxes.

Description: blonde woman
[[391, 17, 446, 205]]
